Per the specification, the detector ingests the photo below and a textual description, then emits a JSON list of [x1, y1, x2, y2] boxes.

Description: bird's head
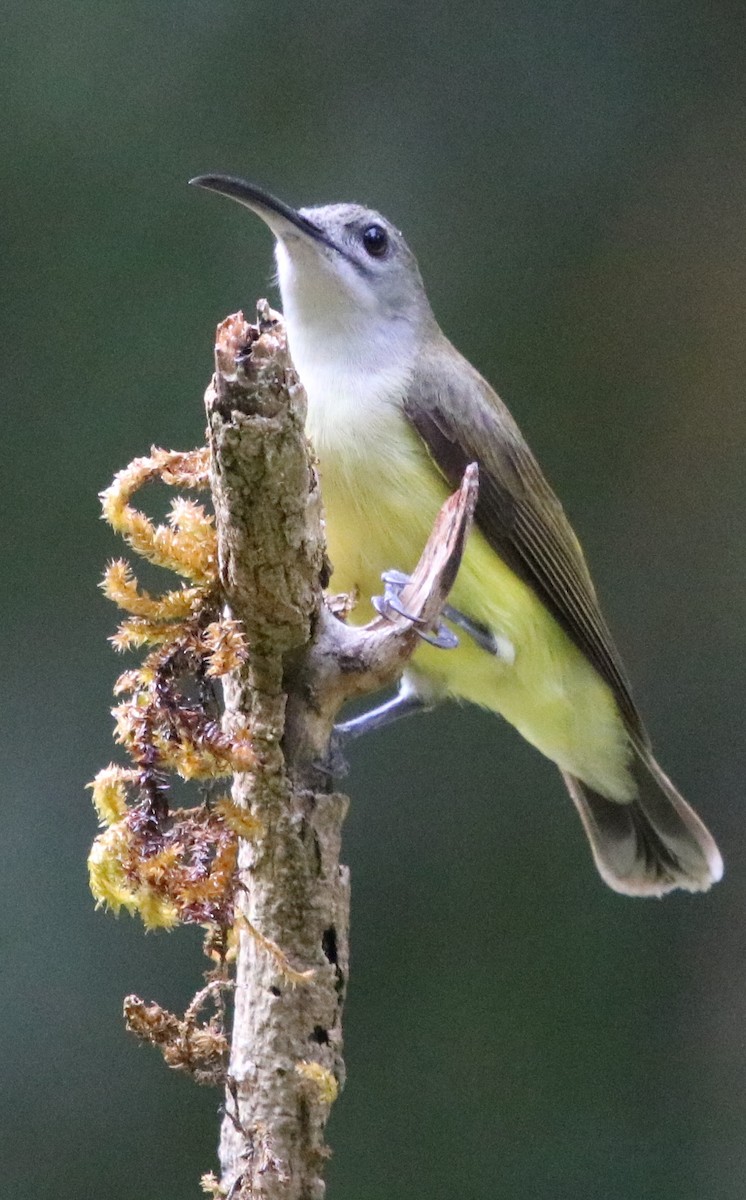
[[190, 175, 434, 367]]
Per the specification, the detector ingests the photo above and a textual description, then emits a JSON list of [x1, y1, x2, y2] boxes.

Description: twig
[[206, 303, 476, 1198]]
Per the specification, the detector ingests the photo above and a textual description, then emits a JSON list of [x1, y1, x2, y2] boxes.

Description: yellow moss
[[93, 445, 252, 938], [111, 698, 148, 749], [113, 666, 155, 695], [89, 824, 180, 928], [295, 1060, 339, 1105], [157, 739, 233, 781], [88, 828, 139, 914], [168, 496, 212, 535], [111, 616, 189, 652], [137, 889, 181, 931], [100, 449, 210, 524], [203, 618, 249, 677], [156, 734, 254, 780], [110, 694, 254, 780], [180, 838, 237, 909], [156, 447, 211, 489], [234, 913, 315, 986], [151, 522, 215, 584], [202, 923, 239, 965], [138, 845, 182, 890], [101, 559, 201, 621], [87, 765, 136, 826], [215, 797, 264, 840], [200, 1172, 225, 1197], [99, 454, 216, 584]]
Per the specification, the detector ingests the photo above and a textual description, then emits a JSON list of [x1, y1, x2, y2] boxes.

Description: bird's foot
[[372, 569, 459, 649], [375, 570, 514, 661]]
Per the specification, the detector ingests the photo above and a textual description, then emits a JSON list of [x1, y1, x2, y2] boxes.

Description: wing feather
[[403, 341, 644, 738]]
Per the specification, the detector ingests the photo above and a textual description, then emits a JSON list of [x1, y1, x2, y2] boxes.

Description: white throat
[[275, 239, 419, 456]]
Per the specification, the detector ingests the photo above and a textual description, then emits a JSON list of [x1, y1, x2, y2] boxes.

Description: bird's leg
[[324, 679, 433, 778], [324, 568, 453, 775], [335, 677, 433, 742]]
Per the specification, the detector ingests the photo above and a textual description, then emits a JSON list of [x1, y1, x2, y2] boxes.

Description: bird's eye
[[362, 224, 388, 257]]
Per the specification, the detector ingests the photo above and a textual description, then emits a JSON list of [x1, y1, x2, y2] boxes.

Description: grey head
[[189, 175, 436, 357]]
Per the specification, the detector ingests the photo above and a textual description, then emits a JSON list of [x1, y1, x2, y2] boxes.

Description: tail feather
[[563, 745, 723, 896]]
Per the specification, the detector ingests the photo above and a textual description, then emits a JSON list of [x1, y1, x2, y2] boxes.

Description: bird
[[190, 174, 723, 897]]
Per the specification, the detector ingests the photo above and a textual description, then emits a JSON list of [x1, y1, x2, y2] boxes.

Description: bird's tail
[[562, 743, 723, 896]]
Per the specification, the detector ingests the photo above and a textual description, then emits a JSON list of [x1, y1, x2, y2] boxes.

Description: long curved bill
[[189, 174, 337, 252]]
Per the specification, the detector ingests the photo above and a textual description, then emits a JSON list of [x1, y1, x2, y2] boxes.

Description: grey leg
[[335, 679, 433, 742]]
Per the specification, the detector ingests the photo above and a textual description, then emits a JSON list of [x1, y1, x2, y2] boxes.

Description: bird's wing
[[403, 342, 644, 738]]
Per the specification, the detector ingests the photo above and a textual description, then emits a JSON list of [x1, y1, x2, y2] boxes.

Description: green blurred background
[[2, 1, 745, 1196]]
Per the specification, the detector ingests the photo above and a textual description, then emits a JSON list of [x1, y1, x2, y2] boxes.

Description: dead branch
[[206, 303, 476, 1199]]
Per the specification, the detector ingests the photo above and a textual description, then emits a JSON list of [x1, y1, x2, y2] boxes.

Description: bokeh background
[[2, 2, 745, 1196]]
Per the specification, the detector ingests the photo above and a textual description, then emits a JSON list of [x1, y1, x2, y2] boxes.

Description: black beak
[[189, 174, 337, 253]]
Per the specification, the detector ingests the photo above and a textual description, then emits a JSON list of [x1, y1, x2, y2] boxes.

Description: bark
[[205, 303, 476, 1199]]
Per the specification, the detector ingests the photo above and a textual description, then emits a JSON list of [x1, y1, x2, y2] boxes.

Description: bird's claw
[[372, 570, 459, 650]]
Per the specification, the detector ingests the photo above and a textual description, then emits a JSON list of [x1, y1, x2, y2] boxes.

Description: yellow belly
[[316, 420, 633, 801]]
